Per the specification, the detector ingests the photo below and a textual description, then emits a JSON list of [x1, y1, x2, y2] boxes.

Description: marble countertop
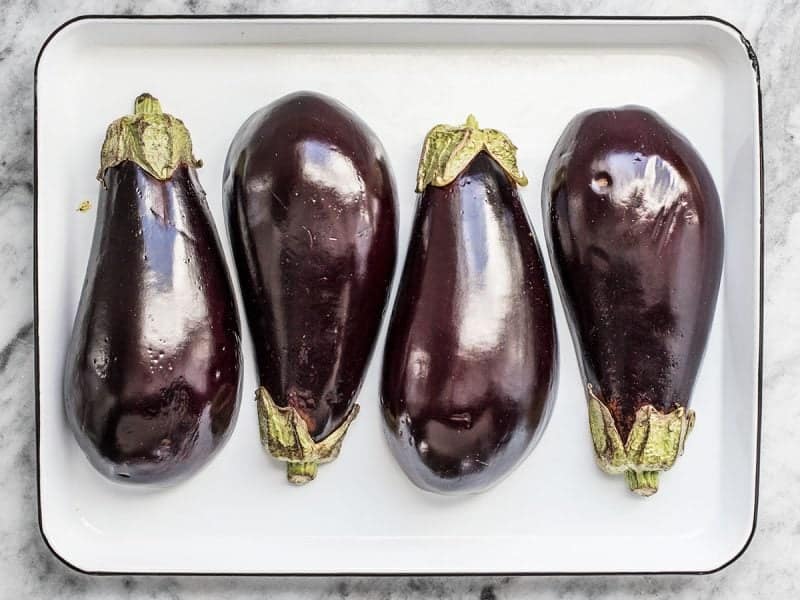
[[2, 0, 792, 597]]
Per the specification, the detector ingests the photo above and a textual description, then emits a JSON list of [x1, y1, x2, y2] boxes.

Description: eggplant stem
[[287, 461, 318, 485], [97, 93, 201, 182], [625, 470, 659, 497], [256, 387, 359, 484], [415, 115, 528, 192], [587, 385, 695, 496], [134, 93, 163, 116]]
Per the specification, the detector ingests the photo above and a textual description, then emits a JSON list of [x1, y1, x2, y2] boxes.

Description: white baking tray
[[34, 15, 762, 575]]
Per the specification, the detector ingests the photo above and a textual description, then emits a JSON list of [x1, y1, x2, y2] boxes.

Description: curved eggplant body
[[64, 97, 242, 484], [542, 106, 724, 495], [224, 91, 398, 483], [382, 128, 558, 494]]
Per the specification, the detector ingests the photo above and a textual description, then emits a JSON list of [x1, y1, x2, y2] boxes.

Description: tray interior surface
[[35, 17, 761, 574]]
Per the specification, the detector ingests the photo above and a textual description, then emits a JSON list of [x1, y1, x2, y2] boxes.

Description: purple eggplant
[[542, 106, 724, 496], [63, 94, 242, 484], [224, 92, 397, 484], [381, 116, 558, 494]]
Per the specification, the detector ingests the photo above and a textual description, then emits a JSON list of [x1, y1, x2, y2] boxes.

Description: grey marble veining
[[0, 0, 793, 597]]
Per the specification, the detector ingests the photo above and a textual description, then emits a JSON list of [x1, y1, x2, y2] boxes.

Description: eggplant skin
[[542, 106, 724, 441], [64, 163, 242, 484], [224, 91, 398, 441], [381, 153, 558, 494]]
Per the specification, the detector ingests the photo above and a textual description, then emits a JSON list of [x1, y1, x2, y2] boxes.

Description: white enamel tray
[[35, 15, 762, 575]]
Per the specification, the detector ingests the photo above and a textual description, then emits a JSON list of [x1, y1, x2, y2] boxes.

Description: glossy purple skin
[[64, 162, 243, 484], [224, 92, 398, 441], [381, 153, 558, 494], [542, 106, 724, 440]]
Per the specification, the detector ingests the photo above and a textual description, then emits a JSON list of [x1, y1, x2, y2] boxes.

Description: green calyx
[[97, 93, 201, 184], [587, 384, 695, 497], [255, 387, 359, 485], [415, 114, 528, 193]]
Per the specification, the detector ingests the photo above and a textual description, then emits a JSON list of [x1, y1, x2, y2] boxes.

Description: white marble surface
[[1, 0, 791, 597]]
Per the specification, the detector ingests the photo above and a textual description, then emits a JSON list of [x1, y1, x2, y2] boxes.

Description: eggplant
[[381, 116, 558, 494], [63, 94, 242, 484], [223, 92, 398, 484], [542, 106, 724, 496]]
